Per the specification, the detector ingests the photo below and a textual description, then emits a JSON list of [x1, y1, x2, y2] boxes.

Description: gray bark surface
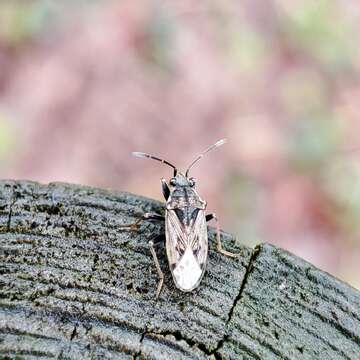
[[0, 180, 359, 359]]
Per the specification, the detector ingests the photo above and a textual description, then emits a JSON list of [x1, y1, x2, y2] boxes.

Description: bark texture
[[0, 180, 359, 359]]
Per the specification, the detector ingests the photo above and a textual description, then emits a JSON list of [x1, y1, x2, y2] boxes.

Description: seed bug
[[121, 139, 240, 298]]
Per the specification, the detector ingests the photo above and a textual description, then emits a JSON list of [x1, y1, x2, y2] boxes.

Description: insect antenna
[[132, 152, 178, 176], [185, 138, 227, 176]]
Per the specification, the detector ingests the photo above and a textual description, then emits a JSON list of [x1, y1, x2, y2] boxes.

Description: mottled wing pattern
[[189, 209, 208, 265], [165, 208, 208, 291], [165, 209, 187, 265]]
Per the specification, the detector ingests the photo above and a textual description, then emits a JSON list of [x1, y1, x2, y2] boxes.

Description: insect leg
[[119, 212, 164, 231], [161, 178, 170, 200], [206, 213, 240, 258], [151, 233, 165, 246], [149, 234, 165, 298]]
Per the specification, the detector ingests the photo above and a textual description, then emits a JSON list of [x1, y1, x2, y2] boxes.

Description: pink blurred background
[[1, 1, 360, 288]]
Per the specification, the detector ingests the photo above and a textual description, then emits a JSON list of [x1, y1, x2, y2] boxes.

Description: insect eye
[[189, 177, 196, 187], [170, 178, 177, 186]]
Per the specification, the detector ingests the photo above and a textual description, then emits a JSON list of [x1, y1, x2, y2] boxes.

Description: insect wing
[[165, 208, 208, 291]]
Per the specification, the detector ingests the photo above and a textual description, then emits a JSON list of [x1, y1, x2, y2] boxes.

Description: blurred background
[[0, 0, 360, 289]]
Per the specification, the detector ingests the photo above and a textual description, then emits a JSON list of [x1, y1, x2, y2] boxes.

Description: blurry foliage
[[284, 0, 354, 70], [224, 172, 262, 248], [322, 159, 360, 239], [0, 1, 53, 46], [0, 0, 360, 288], [287, 115, 341, 173], [0, 115, 15, 163], [0, 0, 100, 47], [280, 69, 328, 115], [227, 25, 268, 75], [144, 7, 175, 71]]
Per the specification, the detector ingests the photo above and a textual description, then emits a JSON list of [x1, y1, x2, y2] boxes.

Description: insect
[[121, 139, 240, 298]]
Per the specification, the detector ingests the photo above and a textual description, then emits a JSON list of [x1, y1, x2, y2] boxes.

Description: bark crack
[[88, 253, 100, 283], [6, 189, 16, 232], [132, 328, 148, 359], [134, 328, 212, 358], [70, 324, 78, 341], [211, 245, 262, 358], [132, 247, 263, 358]]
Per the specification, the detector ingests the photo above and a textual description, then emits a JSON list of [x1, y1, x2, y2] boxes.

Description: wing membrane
[[165, 208, 208, 271]]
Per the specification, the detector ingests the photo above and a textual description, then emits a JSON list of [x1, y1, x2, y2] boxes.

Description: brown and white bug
[[121, 139, 240, 298]]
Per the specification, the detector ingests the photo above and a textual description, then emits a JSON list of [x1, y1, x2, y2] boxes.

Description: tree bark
[[0, 180, 359, 359]]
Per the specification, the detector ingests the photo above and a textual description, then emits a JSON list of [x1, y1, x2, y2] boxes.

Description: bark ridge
[[0, 180, 359, 359]]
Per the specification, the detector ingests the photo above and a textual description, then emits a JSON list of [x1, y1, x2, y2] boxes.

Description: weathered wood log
[[0, 180, 359, 359]]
